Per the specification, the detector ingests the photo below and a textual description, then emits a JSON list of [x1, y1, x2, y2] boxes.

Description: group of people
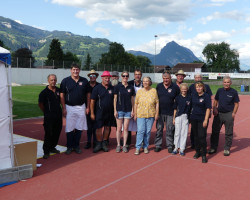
[[38, 63, 239, 164]]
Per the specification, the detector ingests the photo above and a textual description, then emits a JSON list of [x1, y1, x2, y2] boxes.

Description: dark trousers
[[190, 120, 207, 156], [67, 129, 82, 149], [86, 114, 96, 144], [43, 117, 62, 154], [210, 112, 234, 150], [190, 120, 209, 146]]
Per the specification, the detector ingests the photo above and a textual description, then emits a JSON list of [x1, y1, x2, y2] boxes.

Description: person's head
[[70, 63, 80, 79], [175, 70, 186, 84], [179, 83, 188, 96], [134, 69, 142, 82], [121, 71, 129, 83], [111, 71, 119, 80], [195, 81, 205, 95], [142, 76, 152, 89], [223, 76, 232, 90], [162, 71, 172, 86], [47, 74, 57, 87], [87, 69, 99, 82], [194, 73, 202, 82], [101, 71, 111, 86]]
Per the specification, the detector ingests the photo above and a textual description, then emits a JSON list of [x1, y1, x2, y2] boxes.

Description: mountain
[[128, 41, 200, 67], [0, 16, 110, 64]]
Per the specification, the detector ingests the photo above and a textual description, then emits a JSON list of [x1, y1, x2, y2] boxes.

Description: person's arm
[[155, 101, 159, 121], [113, 94, 118, 118], [86, 92, 90, 115], [232, 102, 239, 119], [173, 109, 177, 125], [38, 102, 45, 113], [213, 99, 219, 116], [131, 96, 134, 118], [203, 108, 211, 128], [90, 99, 95, 120], [60, 93, 67, 117], [134, 103, 137, 121]]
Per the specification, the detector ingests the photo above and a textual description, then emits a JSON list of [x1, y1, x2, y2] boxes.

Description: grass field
[[12, 83, 240, 119]]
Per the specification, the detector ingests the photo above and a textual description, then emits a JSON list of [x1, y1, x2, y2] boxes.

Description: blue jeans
[[136, 117, 155, 150]]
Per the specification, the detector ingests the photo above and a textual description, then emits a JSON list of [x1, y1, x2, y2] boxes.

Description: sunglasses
[[89, 75, 96, 78], [122, 75, 129, 78]]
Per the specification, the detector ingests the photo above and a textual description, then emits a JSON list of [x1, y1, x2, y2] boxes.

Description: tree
[[12, 48, 35, 68], [63, 51, 81, 68], [46, 39, 64, 68], [202, 42, 240, 72], [0, 40, 9, 49], [84, 53, 92, 70]]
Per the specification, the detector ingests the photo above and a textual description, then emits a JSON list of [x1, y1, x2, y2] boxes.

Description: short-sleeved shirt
[[60, 76, 89, 106], [190, 93, 211, 121], [215, 88, 239, 113], [135, 88, 159, 118], [156, 82, 180, 115], [87, 81, 100, 94], [38, 86, 62, 118], [114, 83, 135, 112], [188, 83, 212, 97], [174, 94, 192, 117]]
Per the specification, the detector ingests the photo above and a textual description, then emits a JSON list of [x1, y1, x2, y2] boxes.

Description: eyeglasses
[[122, 75, 129, 78], [89, 75, 96, 78]]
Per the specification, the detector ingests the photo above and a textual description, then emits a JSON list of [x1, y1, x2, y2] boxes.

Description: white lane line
[[75, 155, 172, 200]]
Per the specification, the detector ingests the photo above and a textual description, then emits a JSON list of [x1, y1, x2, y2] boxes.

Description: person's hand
[[91, 113, 95, 121], [203, 120, 208, 128], [155, 114, 159, 121], [114, 111, 118, 118], [85, 108, 89, 115], [213, 107, 218, 116], [131, 111, 134, 118], [63, 108, 67, 118], [173, 118, 175, 125], [232, 112, 236, 119], [134, 114, 137, 121]]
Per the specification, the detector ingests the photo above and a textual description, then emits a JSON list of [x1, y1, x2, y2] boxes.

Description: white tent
[[0, 47, 14, 170]]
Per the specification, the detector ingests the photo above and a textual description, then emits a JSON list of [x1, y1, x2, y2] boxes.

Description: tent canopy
[[0, 47, 11, 65]]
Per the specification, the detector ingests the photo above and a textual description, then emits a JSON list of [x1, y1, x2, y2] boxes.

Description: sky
[[1, 0, 250, 68]]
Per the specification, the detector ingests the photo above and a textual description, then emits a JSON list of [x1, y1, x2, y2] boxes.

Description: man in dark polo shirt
[[39, 74, 62, 159], [208, 76, 239, 156], [90, 71, 116, 153], [60, 63, 90, 155], [188, 73, 212, 148], [154, 71, 180, 153]]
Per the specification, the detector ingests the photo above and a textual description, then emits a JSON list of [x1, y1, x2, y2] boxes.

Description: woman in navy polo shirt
[[114, 71, 135, 153], [190, 81, 211, 163]]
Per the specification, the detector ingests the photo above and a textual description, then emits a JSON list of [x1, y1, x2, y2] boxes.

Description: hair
[[121, 71, 129, 77], [143, 76, 152, 86], [194, 73, 202, 78], [134, 69, 142, 74], [223, 75, 231, 82], [162, 71, 171, 77], [180, 83, 188, 90], [194, 81, 206, 92], [71, 63, 80, 69], [47, 74, 57, 80]]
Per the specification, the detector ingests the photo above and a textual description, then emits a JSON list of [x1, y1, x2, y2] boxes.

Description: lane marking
[[75, 155, 172, 200]]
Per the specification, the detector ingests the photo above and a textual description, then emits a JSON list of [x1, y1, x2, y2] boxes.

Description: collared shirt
[[91, 83, 114, 113], [174, 94, 192, 117], [156, 82, 180, 115], [188, 83, 212, 97], [135, 88, 159, 118], [215, 88, 239, 113], [60, 76, 89, 106], [114, 83, 135, 112], [38, 86, 62, 118], [87, 81, 99, 93], [190, 93, 211, 121]]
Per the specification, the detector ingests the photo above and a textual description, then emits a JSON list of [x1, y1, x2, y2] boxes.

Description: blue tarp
[[0, 47, 11, 65]]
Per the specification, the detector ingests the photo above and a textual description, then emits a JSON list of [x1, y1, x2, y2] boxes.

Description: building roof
[[172, 63, 204, 73]]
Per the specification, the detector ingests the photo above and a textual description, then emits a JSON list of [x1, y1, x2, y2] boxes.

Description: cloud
[[208, 0, 235, 7], [95, 27, 110, 37], [14, 20, 23, 24], [52, 0, 193, 29]]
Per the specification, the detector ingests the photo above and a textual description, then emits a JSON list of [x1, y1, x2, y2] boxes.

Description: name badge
[[199, 98, 204, 102], [108, 90, 112, 94], [79, 82, 83, 86], [168, 88, 172, 93], [127, 89, 131, 93]]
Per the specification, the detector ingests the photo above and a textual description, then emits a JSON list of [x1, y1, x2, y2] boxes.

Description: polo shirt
[[60, 76, 89, 106], [190, 93, 211, 121], [174, 94, 192, 117], [156, 82, 180, 115], [215, 88, 239, 113], [91, 83, 114, 116], [114, 83, 135, 112], [87, 81, 99, 93], [38, 86, 62, 118], [188, 83, 212, 97]]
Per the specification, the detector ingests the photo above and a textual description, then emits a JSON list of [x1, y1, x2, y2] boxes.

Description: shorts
[[118, 111, 131, 119], [95, 110, 116, 129]]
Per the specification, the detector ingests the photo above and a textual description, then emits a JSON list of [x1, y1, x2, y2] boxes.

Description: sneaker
[[179, 151, 185, 156], [224, 149, 230, 156], [116, 146, 121, 153], [84, 142, 91, 149], [168, 148, 173, 153], [75, 147, 82, 154], [102, 140, 109, 152], [172, 150, 178, 155], [50, 148, 60, 154], [93, 142, 102, 153], [65, 148, 72, 155], [144, 148, 149, 154], [43, 154, 50, 159], [154, 147, 161, 152], [123, 146, 128, 153], [134, 149, 140, 155], [208, 148, 217, 154], [193, 152, 200, 159]]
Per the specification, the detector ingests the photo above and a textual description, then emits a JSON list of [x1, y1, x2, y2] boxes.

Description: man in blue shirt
[[208, 76, 239, 156], [60, 63, 90, 155], [154, 71, 180, 153]]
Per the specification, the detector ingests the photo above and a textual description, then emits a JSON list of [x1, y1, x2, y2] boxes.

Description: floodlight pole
[[154, 35, 158, 73]]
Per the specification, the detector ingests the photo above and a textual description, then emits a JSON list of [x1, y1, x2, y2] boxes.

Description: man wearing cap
[[38, 74, 62, 159], [175, 70, 186, 87], [84, 70, 100, 149], [90, 71, 116, 153], [110, 71, 120, 86], [60, 63, 90, 155], [188, 73, 212, 148], [154, 71, 180, 153]]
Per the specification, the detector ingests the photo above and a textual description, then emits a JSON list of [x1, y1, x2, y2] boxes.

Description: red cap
[[101, 71, 111, 77]]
